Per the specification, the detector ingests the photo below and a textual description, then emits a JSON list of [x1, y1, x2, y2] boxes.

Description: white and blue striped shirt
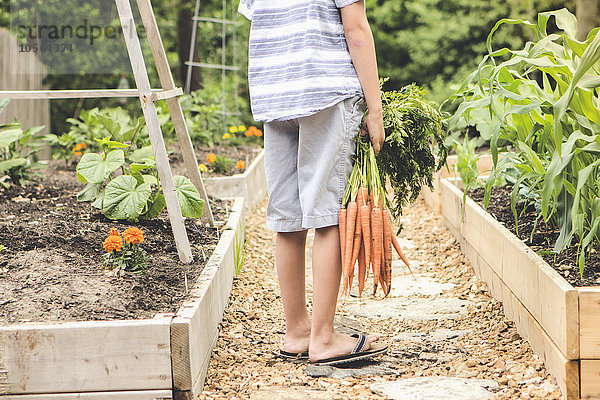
[[238, 0, 364, 122]]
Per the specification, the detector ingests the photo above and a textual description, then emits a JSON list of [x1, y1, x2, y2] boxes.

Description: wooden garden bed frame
[[432, 176, 600, 400], [0, 197, 246, 400], [204, 149, 266, 212]]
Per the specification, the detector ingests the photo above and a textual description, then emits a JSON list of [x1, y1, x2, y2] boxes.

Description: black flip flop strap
[[352, 333, 367, 354]]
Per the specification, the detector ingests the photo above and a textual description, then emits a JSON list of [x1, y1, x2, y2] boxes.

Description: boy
[[239, 0, 387, 364]]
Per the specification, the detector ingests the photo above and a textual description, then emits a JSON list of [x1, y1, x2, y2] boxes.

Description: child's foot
[[282, 327, 311, 354], [308, 331, 381, 363]]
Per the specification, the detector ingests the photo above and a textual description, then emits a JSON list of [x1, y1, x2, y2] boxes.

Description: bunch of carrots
[[339, 135, 411, 298]]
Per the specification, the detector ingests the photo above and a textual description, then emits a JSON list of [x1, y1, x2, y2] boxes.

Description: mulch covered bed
[[0, 166, 229, 325], [469, 186, 600, 287]]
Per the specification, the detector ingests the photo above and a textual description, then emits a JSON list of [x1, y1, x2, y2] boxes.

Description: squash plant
[[446, 9, 600, 275], [76, 114, 204, 221]]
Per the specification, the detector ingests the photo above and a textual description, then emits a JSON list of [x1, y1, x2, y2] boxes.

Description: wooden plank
[[0, 390, 172, 399], [0, 89, 174, 99], [0, 320, 171, 394], [171, 198, 245, 395], [581, 360, 600, 399], [445, 177, 579, 360], [579, 288, 600, 358], [115, 0, 193, 263], [136, 0, 215, 226], [537, 260, 579, 360], [476, 253, 579, 399]]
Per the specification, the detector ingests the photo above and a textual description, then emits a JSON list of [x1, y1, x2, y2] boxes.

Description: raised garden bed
[[434, 177, 600, 399], [203, 149, 266, 212], [0, 172, 246, 399]]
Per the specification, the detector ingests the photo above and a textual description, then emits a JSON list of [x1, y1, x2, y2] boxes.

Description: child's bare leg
[[276, 230, 311, 353], [309, 225, 379, 361]]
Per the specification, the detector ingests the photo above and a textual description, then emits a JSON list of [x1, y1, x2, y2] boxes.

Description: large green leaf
[[76, 150, 124, 184], [142, 193, 166, 219], [174, 175, 204, 218], [0, 158, 27, 172], [77, 183, 103, 202], [0, 129, 23, 148], [103, 175, 152, 220]]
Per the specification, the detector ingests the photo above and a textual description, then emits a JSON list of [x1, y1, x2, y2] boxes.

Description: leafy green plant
[[447, 8, 600, 275], [0, 100, 46, 187], [157, 86, 221, 147], [209, 155, 235, 175], [233, 223, 246, 275], [375, 82, 448, 219], [75, 114, 204, 221], [453, 136, 482, 191]]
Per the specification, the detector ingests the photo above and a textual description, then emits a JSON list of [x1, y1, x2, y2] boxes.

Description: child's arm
[[340, 0, 384, 154]]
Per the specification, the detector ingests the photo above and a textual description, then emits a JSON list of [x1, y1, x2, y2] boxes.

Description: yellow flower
[[199, 163, 208, 172], [123, 227, 144, 244], [236, 160, 245, 170], [229, 126, 239, 133], [207, 153, 217, 163], [222, 132, 232, 139], [238, 125, 246, 131], [103, 235, 123, 253]]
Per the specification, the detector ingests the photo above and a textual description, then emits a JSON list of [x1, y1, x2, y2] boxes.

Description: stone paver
[[370, 377, 500, 400]]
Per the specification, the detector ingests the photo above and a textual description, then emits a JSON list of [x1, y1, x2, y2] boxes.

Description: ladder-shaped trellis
[[185, 0, 240, 129], [0, 0, 214, 264]]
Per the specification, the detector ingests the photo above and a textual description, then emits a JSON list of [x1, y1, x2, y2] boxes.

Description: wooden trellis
[[0, 0, 215, 264]]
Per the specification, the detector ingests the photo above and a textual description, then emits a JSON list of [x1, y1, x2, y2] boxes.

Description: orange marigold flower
[[236, 160, 245, 170], [73, 151, 82, 156], [254, 128, 263, 137], [123, 227, 144, 244], [103, 235, 123, 253], [109, 228, 120, 237], [79, 142, 87, 149], [244, 129, 254, 137], [207, 153, 217, 163]]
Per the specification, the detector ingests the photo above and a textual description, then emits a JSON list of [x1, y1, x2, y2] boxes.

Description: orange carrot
[[391, 229, 413, 276], [358, 240, 366, 297], [371, 206, 383, 296], [346, 207, 362, 295], [383, 209, 393, 296], [338, 207, 347, 273], [344, 201, 357, 274], [360, 204, 371, 280]]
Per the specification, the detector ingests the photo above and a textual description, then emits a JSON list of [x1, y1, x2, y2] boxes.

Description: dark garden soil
[[171, 143, 263, 177], [0, 164, 231, 326], [468, 186, 600, 287]]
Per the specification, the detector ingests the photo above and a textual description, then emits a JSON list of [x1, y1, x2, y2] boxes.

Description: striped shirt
[[238, 0, 364, 122]]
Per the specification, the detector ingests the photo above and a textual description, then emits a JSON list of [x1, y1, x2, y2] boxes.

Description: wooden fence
[[0, 28, 51, 133]]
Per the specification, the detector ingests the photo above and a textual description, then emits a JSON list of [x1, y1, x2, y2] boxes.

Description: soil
[[0, 164, 231, 326], [468, 186, 600, 287], [171, 144, 263, 177]]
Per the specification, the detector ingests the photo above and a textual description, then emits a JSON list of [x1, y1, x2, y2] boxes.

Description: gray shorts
[[264, 95, 366, 232]]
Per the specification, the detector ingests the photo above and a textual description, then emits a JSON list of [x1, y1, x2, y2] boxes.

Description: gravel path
[[199, 197, 562, 399]]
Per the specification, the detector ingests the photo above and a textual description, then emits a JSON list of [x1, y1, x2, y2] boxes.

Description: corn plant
[[447, 9, 600, 275]]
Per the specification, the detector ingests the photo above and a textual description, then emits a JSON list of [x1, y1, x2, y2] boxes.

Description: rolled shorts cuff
[[266, 216, 304, 232], [302, 213, 339, 230]]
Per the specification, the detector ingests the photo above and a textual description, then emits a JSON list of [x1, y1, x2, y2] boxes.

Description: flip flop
[[312, 333, 388, 366], [278, 349, 309, 360]]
